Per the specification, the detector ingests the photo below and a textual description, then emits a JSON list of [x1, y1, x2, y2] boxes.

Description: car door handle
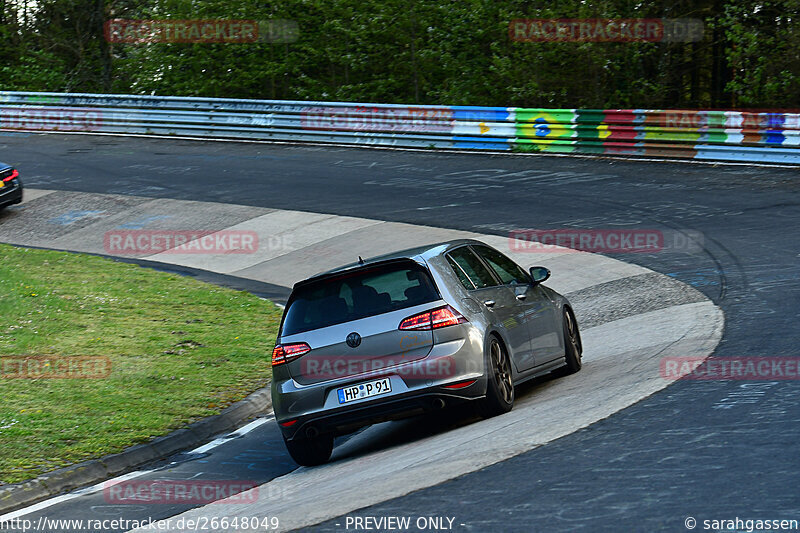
[[515, 294, 527, 301], [483, 300, 495, 308]]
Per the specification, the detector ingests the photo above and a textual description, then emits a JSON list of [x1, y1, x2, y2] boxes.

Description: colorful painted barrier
[[514, 109, 800, 162], [1, 92, 798, 164]]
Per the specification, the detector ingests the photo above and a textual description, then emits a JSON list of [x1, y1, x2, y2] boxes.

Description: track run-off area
[[0, 132, 798, 532]]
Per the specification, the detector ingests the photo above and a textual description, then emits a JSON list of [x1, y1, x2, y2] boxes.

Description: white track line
[[189, 416, 272, 454], [0, 470, 153, 522], [0, 415, 273, 520]]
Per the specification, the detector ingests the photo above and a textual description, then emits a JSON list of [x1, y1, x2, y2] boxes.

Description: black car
[[0, 162, 22, 209]]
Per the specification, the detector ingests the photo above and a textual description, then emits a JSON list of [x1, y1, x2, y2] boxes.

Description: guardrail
[[1, 91, 799, 164]]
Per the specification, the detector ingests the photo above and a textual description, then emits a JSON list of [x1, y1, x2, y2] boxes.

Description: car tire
[[283, 433, 334, 466], [476, 335, 514, 418], [559, 308, 582, 375]]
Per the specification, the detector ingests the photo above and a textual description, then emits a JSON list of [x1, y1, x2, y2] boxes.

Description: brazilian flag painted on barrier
[[514, 108, 577, 152]]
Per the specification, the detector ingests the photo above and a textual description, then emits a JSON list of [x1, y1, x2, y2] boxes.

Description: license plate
[[337, 377, 392, 404], [0, 182, 4, 189]]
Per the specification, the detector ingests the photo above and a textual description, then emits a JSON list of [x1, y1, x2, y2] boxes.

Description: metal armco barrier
[[1, 91, 799, 164]]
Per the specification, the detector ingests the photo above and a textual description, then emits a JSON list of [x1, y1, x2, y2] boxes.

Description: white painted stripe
[[232, 415, 273, 436], [189, 416, 272, 454], [0, 469, 153, 521], [1, 415, 274, 520]]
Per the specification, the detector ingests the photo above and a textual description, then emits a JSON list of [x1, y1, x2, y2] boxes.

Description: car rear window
[[281, 261, 439, 335]]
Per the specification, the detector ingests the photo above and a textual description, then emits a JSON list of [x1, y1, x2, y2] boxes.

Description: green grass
[[0, 244, 282, 484]]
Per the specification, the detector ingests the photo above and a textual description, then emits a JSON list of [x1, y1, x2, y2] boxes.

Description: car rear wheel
[[559, 308, 582, 375], [477, 335, 514, 418], [283, 433, 334, 466]]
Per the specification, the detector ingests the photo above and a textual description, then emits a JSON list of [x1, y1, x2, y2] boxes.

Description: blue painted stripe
[[451, 106, 510, 122], [765, 113, 786, 128], [764, 131, 786, 145], [453, 136, 512, 150]]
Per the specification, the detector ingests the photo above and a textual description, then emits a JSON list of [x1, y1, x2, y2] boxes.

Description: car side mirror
[[529, 266, 551, 285]]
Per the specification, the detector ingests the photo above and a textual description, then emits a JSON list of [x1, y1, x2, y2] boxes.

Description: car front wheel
[[560, 308, 582, 375]]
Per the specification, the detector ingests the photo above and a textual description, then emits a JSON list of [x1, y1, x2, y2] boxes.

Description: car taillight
[[271, 342, 311, 366], [443, 379, 477, 390], [398, 305, 467, 331], [2, 169, 18, 182]]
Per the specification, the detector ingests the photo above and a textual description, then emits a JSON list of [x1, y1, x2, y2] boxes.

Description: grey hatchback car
[[271, 239, 582, 465]]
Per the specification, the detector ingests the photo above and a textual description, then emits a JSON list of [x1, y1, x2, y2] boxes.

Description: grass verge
[[0, 244, 281, 484]]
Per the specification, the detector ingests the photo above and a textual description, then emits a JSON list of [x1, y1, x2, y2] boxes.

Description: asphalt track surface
[[1, 132, 799, 531]]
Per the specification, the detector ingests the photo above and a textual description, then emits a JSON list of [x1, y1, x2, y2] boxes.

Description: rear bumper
[[278, 382, 484, 441], [0, 179, 22, 208], [272, 329, 488, 439]]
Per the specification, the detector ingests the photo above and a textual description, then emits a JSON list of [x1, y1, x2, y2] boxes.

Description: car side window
[[472, 245, 529, 285], [446, 255, 475, 290], [446, 247, 499, 289]]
